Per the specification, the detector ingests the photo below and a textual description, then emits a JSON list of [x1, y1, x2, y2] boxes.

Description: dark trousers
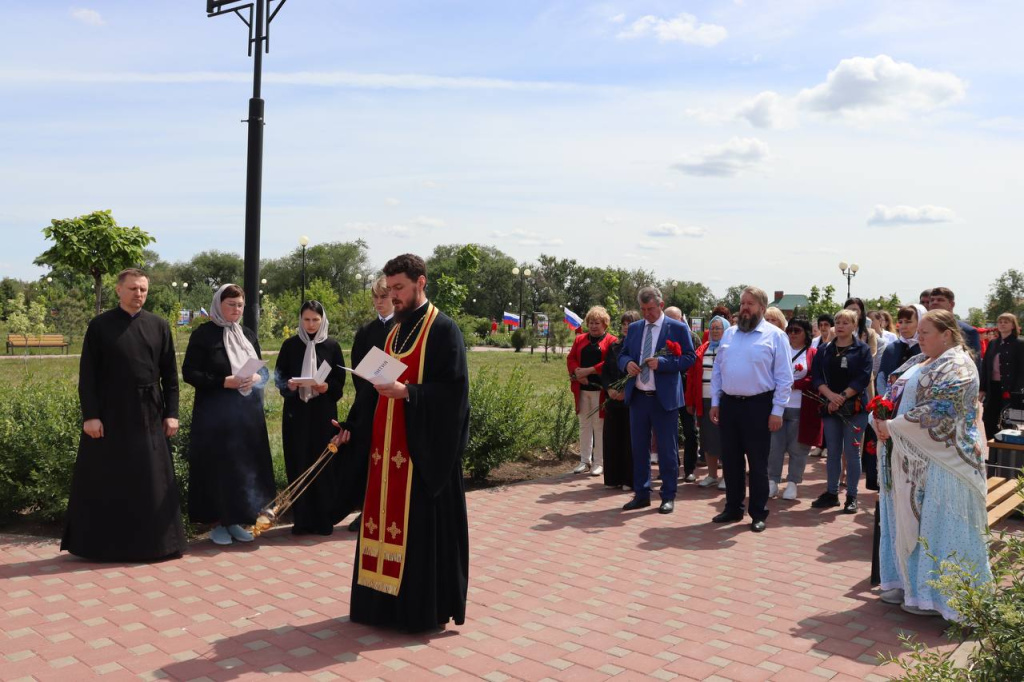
[[602, 403, 633, 488], [719, 392, 773, 521], [629, 392, 679, 501], [680, 408, 699, 475]]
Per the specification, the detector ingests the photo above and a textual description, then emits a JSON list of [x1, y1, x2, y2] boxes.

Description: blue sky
[[2, 1, 1022, 311]]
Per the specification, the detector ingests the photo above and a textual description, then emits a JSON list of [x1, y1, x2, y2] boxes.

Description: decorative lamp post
[[206, 0, 290, 332], [171, 281, 181, 304], [838, 261, 860, 300], [260, 278, 267, 305], [299, 235, 310, 302], [511, 267, 531, 332]]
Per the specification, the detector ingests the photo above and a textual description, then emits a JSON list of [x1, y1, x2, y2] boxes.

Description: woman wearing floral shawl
[[873, 310, 992, 620]]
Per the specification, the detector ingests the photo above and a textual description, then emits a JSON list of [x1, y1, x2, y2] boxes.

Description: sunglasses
[[786, 328, 803, 334]]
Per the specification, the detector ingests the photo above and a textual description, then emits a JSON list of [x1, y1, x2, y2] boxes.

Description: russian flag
[[563, 307, 582, 330], [503, 311, 520, 327], [199, 307, 210, 318]]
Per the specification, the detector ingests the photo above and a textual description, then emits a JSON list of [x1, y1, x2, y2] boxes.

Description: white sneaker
[[683, 473, 696, 483], [717, 478, 727, 490], [901, 603, 940, 617], [697, 475, 718, 488], [590, 465, 604, 476], [808, 446, 821, 457], [572, 463, 589, 474], [782, 482, 798, 500], [227, 524, 254, 542], [210, 525, 232, 545], [880, 588, 904, 605], [768, 481, 779, 498]]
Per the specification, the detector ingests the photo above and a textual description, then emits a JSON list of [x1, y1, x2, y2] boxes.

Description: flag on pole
[[502, 311, 520, 327], [199, 307, 210, 318], [563, 307, 583, 330]]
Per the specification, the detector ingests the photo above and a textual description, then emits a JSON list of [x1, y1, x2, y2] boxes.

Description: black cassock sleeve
[[325, 341, 346, 402], [159, 319, 180, 420], [404, 316, 470, 498], [78, 319, 102, 421], [275, 336, 301, 399], [182, 325, 222, 390]]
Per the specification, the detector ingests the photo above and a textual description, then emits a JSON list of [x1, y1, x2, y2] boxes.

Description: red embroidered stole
[[358, 303, 439, 595]]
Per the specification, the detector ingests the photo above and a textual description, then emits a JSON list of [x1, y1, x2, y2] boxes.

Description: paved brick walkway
[[1, 460, 957, 681]]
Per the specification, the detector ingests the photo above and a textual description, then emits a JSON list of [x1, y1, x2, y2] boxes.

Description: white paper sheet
[[234, 357, 267, 380], [291, 360, 332, 387], [340, 345, 408, 385]]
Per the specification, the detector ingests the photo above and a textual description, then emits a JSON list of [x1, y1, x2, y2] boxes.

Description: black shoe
[[713, 511, 744, 523], [659, 500, 674, 514], [622, 497, 651, 511], [811, 492, 840, 509], [751, 519, 766, 533], [843, 496, 858, 514], [347, 513, 362, 532]]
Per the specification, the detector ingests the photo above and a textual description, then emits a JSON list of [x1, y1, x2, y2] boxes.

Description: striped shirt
[[702, 348, 718, 399]]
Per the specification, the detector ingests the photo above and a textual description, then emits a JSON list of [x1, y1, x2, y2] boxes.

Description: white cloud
[[71, 8, 104, 26], [384, 197, 400, 206], [411, 215, 445, 228], [346, 221, 413, 237], [866, 204, 956, 226], [637, 241, 659, 250], [647, 224, 707, 238], [796, 55, 966, 118], [672, 137, 769, 178], [610, 13, 626, 24], [617, 13, 727, 47], [491, 228, 563, 247], [734, 91, 796, 129]]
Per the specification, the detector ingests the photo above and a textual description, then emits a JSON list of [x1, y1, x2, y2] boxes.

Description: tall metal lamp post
[[511, 266, 531, 331], [206, 0, 290, 331], [838, 261, 860, 300], [299, 235, 309, 302]]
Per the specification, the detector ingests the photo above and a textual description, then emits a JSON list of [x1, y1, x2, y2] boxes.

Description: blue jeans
[[822, 412, 869, 497]]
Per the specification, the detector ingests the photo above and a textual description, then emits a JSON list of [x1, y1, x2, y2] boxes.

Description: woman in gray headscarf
[[183, 284, 276, 546], [275, 300, 347, 535]]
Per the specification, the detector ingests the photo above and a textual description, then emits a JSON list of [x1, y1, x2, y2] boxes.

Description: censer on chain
[[250, 441, 339, 537]]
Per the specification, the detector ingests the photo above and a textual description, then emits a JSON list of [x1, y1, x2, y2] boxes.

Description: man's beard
[[392, 292, 422, 323], [738, 312, 761, 332]]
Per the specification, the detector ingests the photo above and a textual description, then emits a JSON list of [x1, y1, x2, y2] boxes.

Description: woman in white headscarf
[[275, 300, 347, 535], [183, 284, 276, 546]]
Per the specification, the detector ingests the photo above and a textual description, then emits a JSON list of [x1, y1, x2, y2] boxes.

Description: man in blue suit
[[618, 286, 697, 514]]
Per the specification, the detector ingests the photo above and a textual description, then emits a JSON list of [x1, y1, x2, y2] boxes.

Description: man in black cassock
[[61, 268, 186, 562], [334, 254, 469, 632], [336, 275, 394, 532]]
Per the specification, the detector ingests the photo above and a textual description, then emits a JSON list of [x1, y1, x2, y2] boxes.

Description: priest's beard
[[738, 312, 762, 332], [392, 289, 426, 324]]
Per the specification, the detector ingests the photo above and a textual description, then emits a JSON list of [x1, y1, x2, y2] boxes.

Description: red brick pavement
[[1, 460, 957, 681]]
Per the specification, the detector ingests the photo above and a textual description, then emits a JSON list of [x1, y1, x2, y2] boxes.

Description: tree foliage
[[985, 268, 1024, 323], [260, 240, 370, 300], [803, 284, 842, 321], [33, 210, 154, 315], [176, 250, 244, 289]]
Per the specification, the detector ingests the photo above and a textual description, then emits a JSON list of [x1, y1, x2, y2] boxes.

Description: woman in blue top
[[810, 309, 872, 514]]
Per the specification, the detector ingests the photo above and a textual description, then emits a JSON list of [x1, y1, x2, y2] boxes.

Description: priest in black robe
[[62, 268, 186, 562], [333, 254, 469, 632], [274, 301, 347, 535], [335, 276, 394, 531]]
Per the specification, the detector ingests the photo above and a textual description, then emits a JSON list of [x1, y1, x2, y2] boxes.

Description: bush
[[510, 329, 527, 352], [542, 389, 579, 460], [464, 366, 536, 481], [882, 510, 1024, 681], [484, 333, 512, 348], [0, 379, 81, 521]]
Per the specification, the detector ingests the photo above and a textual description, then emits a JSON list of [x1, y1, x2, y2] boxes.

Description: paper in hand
[[340, 345, 408, 385], [234, 357, 267, 380], [291, 360, 332, 387]]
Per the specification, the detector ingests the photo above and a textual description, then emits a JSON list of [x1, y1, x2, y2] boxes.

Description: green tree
[[260, 241, 370, 299], [33, 210, 154, 315], [803, 284, 842, 321], [433, 273, 468, 317], [5, 293, 49, 338], [426, 243, 514, 320], [985, 268, 1024, 322], [177, 250, 244, 289], [720, 284, 750, 312], [272, 278, 345, 340], [865, 292, 902, 316], [663, 280, 716, 318], [967, 307, 987, 327]]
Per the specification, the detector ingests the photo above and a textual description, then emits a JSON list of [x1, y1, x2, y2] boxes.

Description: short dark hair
[[711, 304, 732, 319], [930, 287, 955, 302], [383, 254, 427, 281], [300, 300, 325, 317], [117, 268, 148, 283], [786, 318, 813, 349], [897, 305, 918, 322], [920, 288, 932, 300], [817, 313, 834, 326], [221, 284, 245, 300], [620, 310, 641, 325]]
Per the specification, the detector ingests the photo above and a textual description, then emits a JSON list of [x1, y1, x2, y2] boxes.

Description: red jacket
[[567, 332, 618, 417], [685, 340, 712, 417]]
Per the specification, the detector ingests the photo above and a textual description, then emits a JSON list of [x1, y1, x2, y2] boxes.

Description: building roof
[[770, 294, 810, 310]]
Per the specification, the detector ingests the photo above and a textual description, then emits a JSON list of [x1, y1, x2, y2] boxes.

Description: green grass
[[0, 347, 571, 470]]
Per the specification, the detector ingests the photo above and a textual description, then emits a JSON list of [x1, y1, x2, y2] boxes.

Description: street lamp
[[260, 278, 267, 305], [206, 0, 290, 332], [512, 267, 531, 332], [299, 235, 310, 302], [838, 261, 860, 300]]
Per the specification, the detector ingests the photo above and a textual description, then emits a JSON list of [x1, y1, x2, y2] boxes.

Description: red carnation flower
[[795, 363, 804, 372], [664, 339, 683, 357], [865, 440, 877, 454], [1003, 391, 1012, 400]]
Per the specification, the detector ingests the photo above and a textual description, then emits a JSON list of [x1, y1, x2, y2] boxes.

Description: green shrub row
[[1, 367, 580, 522]]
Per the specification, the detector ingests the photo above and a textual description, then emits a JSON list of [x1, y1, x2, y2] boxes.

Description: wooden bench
[[5, 333, 69, 355], [986, 440, 1024, 527]]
